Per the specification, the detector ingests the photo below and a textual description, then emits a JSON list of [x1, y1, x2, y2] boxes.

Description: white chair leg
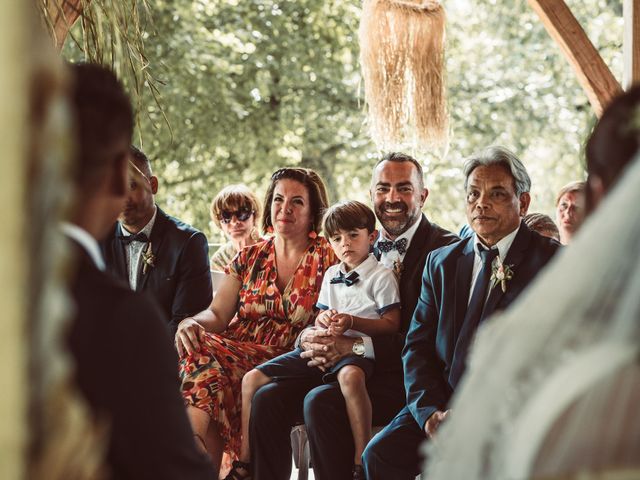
[[297, 434, 310, 480], [291, 425, 310, 480], [292, 424, 388, 479]]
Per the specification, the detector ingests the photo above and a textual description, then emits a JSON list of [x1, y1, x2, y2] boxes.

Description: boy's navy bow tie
[[330, 271, 360, 287], [119, 232, 149, 245], [377, 237, 408, 255]]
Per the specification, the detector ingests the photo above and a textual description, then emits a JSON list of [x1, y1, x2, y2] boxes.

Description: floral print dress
[[179, 236, 336, 457]]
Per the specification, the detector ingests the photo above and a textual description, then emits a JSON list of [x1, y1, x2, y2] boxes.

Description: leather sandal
[[224, 460, 251, 480]]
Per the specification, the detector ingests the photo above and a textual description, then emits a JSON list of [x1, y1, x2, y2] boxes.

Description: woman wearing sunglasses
[[209, 185, 262, 273], [175, 168, 337, 479]]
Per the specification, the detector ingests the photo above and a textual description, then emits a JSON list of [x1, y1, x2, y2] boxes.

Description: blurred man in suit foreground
[[63, 62, 214, 480]]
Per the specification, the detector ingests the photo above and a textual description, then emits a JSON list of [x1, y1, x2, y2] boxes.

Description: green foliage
[[436, 0, 622, 229], [63, 0, 623, 240], [135, 0, 375, 241]]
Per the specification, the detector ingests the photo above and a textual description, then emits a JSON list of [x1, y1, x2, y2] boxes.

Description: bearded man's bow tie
[[330, 271, 360, 287], [377, 237, 408, 255], [119, 232, 149, 245]]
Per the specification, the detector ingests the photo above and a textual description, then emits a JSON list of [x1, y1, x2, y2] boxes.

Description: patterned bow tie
[[330, 271, 360, 287], [377, 237, 408, 255], [119, 232, 149, 245]]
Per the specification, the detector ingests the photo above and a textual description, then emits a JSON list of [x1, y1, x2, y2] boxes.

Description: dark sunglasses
[[220, 208, 254, 224]]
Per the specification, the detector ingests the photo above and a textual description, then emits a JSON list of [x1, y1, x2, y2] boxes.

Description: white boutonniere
[[142, 242, 156, 274], [490, 256, 514, 293]]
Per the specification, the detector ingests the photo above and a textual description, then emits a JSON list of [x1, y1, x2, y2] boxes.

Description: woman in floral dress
[[175, 168, 336, 477]]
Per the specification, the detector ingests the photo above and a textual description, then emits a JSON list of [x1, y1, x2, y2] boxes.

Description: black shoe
[[352, 464, 366, 480]]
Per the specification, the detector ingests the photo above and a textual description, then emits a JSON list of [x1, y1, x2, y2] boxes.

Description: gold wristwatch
[[352, 338, 366, 357]]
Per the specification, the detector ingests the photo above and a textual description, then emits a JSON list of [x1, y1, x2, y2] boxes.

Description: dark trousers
[[250, 354, 405, 480], [362, 406, 426, 480]]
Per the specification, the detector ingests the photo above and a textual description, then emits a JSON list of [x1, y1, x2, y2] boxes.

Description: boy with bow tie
[[239, 201, 400, 480]]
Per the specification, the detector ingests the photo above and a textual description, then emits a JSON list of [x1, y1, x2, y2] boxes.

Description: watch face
[[353, 341, 365, 356]]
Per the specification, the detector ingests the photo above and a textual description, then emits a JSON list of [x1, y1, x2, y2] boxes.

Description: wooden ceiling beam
[[46, 0, 88, 50], [528, 0, 622, 117]]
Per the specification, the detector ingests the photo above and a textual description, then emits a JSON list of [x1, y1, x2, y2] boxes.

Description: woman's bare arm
[[175, 275, 241, 355]]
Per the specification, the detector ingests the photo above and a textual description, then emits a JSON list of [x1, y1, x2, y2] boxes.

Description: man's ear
[[369, 229, 378, 245], [519, 192, 531, 216], [420, 187, 429, 207], [150, 175, 159, 195]]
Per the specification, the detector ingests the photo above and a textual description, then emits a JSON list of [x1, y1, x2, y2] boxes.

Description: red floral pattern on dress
[[179, 236, 336, 457]]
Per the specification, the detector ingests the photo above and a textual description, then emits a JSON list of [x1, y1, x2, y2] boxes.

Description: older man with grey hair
[[362, 145, 560, 480]]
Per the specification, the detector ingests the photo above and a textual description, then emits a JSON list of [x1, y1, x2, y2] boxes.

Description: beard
[[119, 202, 151, 229], [118, 207, 137, 227], [375, 201, 420, 237]]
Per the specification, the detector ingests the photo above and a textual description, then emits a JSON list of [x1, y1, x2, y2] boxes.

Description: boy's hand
[[315, 309, 337, 329], [328, 313, 353, 336]]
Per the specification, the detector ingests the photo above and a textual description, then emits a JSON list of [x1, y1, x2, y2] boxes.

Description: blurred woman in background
[[555, 181, 586, 244]]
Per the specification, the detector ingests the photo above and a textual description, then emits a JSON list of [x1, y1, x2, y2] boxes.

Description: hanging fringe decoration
[[359, 0, 447, 151]]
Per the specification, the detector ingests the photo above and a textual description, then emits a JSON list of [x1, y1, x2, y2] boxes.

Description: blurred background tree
[[61, 0, 623, 241]]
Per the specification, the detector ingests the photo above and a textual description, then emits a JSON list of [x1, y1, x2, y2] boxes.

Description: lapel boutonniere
[[392, 259, 404, 279], [490, 257, 514, 293], [142, 242, 156, 274]]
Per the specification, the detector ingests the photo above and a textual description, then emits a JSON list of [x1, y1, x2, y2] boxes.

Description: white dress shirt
[[317, 254, 401, 360], [469, 223, 521, 301], [120, 206, 157, 290], [61, 222, 105, 271]]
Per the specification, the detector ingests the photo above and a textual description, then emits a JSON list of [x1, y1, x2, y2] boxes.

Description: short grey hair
[[463, 146, 531, 196]]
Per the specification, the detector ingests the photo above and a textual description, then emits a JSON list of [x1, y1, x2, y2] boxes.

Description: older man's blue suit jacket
[[402, 221, 560, 428]]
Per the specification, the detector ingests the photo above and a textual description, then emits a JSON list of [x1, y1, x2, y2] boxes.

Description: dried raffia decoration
[[359, 0, 448, 151]]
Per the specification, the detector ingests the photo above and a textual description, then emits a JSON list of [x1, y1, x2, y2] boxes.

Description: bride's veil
[[424, 153, 640, 479]]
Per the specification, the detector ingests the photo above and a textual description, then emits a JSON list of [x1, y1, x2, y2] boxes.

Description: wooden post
[[0, 0, 27, 478], [528, 0, 622, 117], [624, 0, 640, 89]]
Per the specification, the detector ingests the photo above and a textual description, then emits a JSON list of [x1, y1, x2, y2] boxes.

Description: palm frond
[[37, 0, 171, 145]]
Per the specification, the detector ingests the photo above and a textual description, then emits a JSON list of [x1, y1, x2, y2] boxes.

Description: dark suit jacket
[[372, 214, 459, 376], [67, 241, 214, 480], [403, 222, 560, 428], [102, 207, 212, 335]]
